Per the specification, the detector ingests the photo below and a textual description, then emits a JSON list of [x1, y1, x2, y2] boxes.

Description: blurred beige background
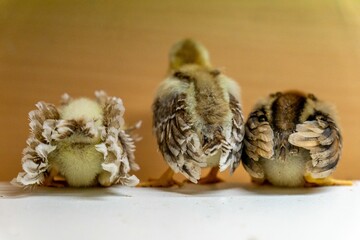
[[1, 0, 360, 183]]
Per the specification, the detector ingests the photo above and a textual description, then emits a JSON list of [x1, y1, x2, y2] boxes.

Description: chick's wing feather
[[96, 93, 139, 186], [153, 89, 206, 183], [244, 109, 274, 161], [15, 102, 60, 186], [219, 94, 245, 173], [288, 114, 341, 178]]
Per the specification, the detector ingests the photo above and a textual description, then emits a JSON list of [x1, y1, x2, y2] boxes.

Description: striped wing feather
[[220, 95, 245, 173], [244, 109, 275, 161], [288, 114, 341, 178], [95, 92, 140, 186], [15, 102, 60, 186], [153, 92, 206, 183]]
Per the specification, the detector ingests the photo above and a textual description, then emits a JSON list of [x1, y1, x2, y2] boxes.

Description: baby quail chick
[[139, 39, 245, 187], [14, 91, 140, 188], [242, 90, 352, 187]]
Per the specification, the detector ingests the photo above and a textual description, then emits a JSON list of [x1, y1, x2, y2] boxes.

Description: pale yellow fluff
[[261, 149, 310, 187], [48, 140, 104, 187], [48, 98, 106, 187], [60, 98, 103, 126]]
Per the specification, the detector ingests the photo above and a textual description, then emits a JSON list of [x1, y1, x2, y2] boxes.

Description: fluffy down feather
[[13, 91, 140, 188]]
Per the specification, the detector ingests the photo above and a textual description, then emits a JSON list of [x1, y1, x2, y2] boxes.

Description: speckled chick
[[14, 91, 140, 188], [242, 91, 352, 187], [139, 39, 245, 187]]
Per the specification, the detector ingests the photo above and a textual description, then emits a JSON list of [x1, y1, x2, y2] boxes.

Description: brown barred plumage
[[148, 39, 245, 186], [242, 91, 349, 187]]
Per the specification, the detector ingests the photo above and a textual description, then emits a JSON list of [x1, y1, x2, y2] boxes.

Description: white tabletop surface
[[1, 181, 359, 240]]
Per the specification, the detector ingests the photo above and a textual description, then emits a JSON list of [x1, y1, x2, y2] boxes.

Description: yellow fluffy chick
[[139, 39, 245, 187], [242, 91, 352, 187], [14, 91, 140, 188]]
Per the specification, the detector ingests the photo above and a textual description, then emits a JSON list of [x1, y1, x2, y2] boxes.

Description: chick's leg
[[250, 177, 267, 185], [137, 167, 182, 187], [196, 167, 223, 184], [43, 167, 67, 187], [304, 174, 352, 187], [98, 171, 112, 187]]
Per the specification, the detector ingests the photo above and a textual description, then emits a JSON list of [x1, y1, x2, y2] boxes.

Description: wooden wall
[[1, 0, 360, 182]]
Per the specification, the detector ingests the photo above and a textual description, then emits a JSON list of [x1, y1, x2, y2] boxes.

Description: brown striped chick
[[13, 91, 140, 188], [242, 91, 352, 187], [139, 39, 245, 187]]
